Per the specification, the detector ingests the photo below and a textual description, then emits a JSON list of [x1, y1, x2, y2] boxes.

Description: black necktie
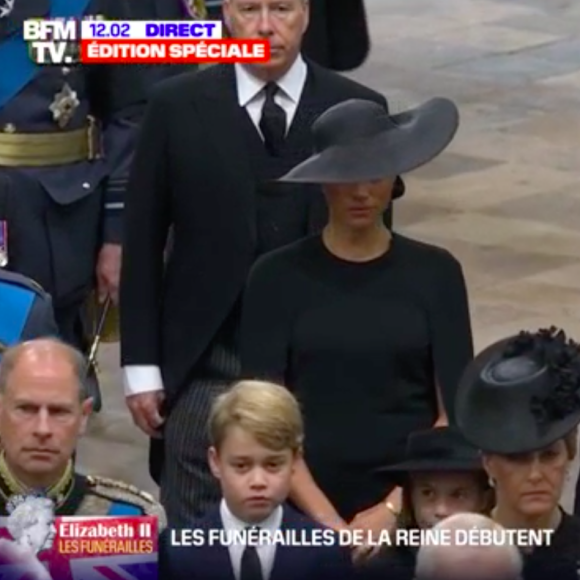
[[240, 545, 263, 580], [259, 82, 287, 156], [241, 527, 263, 580]]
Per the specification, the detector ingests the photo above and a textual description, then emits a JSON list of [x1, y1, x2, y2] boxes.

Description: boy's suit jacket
[[160, 504, 353, 580]]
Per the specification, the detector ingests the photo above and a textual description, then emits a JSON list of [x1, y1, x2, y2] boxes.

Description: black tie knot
[[264, 82, 279, 99]]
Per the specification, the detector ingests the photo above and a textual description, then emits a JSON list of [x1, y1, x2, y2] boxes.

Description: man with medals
[[0, 338, 166, 522], [0, 0, 182, 413]]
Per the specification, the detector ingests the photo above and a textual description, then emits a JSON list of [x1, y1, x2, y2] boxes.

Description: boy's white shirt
[[219, 499, 283, 580]]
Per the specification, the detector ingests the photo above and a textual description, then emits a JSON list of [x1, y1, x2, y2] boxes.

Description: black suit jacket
[[120, 61, 394, 406], [159, 504, 353, 580]]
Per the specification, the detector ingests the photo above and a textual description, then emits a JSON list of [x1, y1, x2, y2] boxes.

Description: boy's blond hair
[[209, 380, 303, 453]]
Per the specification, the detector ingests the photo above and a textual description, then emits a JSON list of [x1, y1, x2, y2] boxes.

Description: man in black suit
[[120, 0, 403, 526]]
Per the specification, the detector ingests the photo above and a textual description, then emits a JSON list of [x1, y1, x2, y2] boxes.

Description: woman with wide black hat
[[358, 426, 493, 579], [456, 327, 580, 580], [240, 97, 473, 539]]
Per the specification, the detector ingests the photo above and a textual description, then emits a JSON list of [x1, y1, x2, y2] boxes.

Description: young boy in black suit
[[160, 379, 353, 579]]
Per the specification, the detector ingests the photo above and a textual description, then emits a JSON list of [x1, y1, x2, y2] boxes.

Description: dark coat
[[302, 0, 370, 71]]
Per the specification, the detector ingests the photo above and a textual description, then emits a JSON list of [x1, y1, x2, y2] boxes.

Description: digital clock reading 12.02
[[83, 21, 131, 38]]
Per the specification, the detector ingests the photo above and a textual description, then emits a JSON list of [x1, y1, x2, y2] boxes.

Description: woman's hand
[[349, 501, 397, 563]]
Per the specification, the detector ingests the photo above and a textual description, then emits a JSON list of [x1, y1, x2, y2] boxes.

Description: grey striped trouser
[[160, 331, 241, 527]]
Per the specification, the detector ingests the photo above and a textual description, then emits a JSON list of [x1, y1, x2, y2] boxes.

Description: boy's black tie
[[241, 526, 263, 580], [241, 544, 263, 580], [259, 82, 287, 156]]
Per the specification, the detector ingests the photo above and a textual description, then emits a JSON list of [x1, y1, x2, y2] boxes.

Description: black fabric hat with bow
[[456, 327, 580, 455], [377, 427, 483, 484], [277, 97, 459, 186]]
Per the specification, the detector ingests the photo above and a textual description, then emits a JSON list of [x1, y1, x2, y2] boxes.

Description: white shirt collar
[[235, 55, 307, 108], [219, 499, 283, 533]]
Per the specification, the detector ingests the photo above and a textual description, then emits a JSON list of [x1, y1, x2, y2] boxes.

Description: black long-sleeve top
[[240, 233, 473, 519]]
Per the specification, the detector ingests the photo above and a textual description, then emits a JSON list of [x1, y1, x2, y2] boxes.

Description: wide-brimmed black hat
[[277, 97, 459, 185], [376, 427, 483, 484], [456, 327, 580, 455]]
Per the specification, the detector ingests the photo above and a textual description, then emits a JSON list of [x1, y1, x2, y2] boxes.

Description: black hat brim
[[456, 337, 580, 455], [376, 458, 483, 485], [277, 98, 459, 184]]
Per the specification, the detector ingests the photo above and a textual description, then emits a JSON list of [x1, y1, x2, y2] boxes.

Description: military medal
[[0, 0, 14, 19], [49, 83, 80, 129], [0, 221, 7, 267], [182, 0, 207, 19]]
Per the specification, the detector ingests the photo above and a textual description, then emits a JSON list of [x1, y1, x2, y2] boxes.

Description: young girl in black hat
[[359, 426, 493, 579], [240, 97, 473, 539], [456, 327, 580, 580]]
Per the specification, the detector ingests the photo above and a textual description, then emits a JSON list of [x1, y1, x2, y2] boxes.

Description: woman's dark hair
[[397, 471, 495, 530]]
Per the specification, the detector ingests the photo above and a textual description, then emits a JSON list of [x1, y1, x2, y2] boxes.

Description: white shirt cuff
[[123, 365, 165, 397]]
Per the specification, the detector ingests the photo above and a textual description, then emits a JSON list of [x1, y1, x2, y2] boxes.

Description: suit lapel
[[0, 0, 49, 38], [285, 62, 340, 145], [193, 65, 257, 245], [286, 64, 318, 141]]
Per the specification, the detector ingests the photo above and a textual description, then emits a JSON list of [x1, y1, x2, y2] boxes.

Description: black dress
[[240, 233, 473, 520], [523, 512, 580, 580]]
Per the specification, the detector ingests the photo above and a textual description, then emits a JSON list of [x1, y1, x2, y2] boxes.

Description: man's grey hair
[[415, 513, 523, 580], [0, 338, 89, 401]]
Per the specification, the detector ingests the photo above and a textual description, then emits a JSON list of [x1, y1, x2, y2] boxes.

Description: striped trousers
[[159, 310, 241, 527]]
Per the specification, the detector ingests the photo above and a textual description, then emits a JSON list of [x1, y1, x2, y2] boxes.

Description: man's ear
[[79, 397, 93, 435]]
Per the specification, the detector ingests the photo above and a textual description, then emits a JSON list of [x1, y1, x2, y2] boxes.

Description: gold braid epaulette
[[85, 476, 167, 530]]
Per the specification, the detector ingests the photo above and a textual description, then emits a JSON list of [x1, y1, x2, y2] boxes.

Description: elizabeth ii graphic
[[0, 494, 56, 580]]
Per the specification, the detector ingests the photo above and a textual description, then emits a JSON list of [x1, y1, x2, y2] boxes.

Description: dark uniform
[[0, 454, 166, 522], [0, 0, 193, 411], [0, 0, 149, 356]]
